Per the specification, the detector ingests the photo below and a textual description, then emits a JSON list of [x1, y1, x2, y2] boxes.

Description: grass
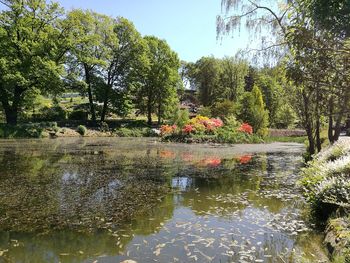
[[264, 136, 308, 144]]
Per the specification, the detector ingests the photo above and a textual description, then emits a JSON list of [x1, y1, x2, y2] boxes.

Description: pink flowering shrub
[[238, 123, 253, 134], [182, 124, 195, 134]]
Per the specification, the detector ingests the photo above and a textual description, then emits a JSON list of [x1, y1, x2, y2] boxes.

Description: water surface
[[0, 138, 328, 262]]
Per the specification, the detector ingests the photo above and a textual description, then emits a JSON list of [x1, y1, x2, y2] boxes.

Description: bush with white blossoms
[[300, 139, 350, 219], [314, 176, 350, 208]]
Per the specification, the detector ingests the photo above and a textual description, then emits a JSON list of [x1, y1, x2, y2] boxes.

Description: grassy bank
[[299, 139, 350, 262]]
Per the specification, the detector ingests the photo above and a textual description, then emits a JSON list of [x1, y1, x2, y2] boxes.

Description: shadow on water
[[0, 138, 328, 262]]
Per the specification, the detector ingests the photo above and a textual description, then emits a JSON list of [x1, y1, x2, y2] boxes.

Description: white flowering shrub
[[300, 139, 350, 220]]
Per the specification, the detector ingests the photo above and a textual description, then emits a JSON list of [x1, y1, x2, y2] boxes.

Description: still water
[[0, 138, 328, 263]]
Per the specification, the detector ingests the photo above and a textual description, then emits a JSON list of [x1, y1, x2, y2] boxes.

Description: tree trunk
[[157, 103, 161, 125], [4, 107, 18, 125], [84, 65, 96, 122], [101, 87, 109, 122], [316, 118, 321, 152], [2, 86, 23, 125], [303, 91, 315, 156], [315, 86, 322, 152], [147, 100, 152, 126], [328, 98, 335, 143]]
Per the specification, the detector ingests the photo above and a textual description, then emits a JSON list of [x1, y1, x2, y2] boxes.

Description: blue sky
[[57, 0, 252, 62]]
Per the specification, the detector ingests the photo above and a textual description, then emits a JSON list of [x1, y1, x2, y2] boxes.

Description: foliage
[[136, 36, 181, 125], [0, 0, 71, 124], [307, 0, 350, 37], [275, 104, 297, 129], [76, 125, 87, 136], [33, 106, 67, 122], [160, 125, 177, 136], [238, 86, 269, 137], [0, 122, 57, 138], [69, 110, 88, 121], [113, 127, 156, 137], [210, 100, 237, 120], [300, 140, 350, 221], [188, 56, 248, 107], [171, 109, 189, 129], [238, 123, 253, 134], [161, 114, 261, 144], [198, 107, 212, 118]]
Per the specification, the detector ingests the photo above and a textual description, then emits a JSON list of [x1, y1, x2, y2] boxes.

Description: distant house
[[180, 89, 199, 117]]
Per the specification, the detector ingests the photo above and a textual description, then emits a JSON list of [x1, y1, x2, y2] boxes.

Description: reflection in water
[[0, 138, 328, 263]]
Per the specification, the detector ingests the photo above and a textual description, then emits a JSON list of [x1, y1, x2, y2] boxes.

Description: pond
[[0, 138, 328, 263]]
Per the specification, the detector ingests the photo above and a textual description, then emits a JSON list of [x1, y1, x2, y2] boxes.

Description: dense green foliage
[[0, 0, 71, 125], [0, 0, 181, 126], [299, 140, 350, 260], [238, 86, 269, 137]]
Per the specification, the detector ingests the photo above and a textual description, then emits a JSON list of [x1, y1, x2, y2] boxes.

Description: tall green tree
[[66, 9, 114, 122], [193, 56, 222, 106], [99, 17, 146, 121], [219, 57, 248, 101], [0, 0, 72, 124], [238, 86, 269, 136], [137, 36, 180, 125]]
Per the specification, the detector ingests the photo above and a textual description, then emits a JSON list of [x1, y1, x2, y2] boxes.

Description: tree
[[0, 0, 72, 124], [220, 57, 248, 101], [137, 36, 180, 125], [210, 99, 237, 120], [217, 0, 350, 153], [244, 66, 257, 92], [192, 57, 222, 106], [307, 0, 350, 37], [238, 86, 269, 136], [255, 72, 283, 127], [99, 17, 146, 121], [66, 10, 114, 122]]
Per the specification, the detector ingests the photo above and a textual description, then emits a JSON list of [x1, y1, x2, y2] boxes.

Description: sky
[[56, 0, 252, 62]]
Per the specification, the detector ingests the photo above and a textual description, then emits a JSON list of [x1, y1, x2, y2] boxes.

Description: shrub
[[0, 123, 46, 138], [198, 107, 212, 118], [238, 123, 253, 134], [69, 110, 88, 121], [238, 86, 269, 137], [160, 125, 177, 136], [76, 125, 87, 136], [33, 106, 67, 121], [211, 100, 237, 119], [171, 109, 190, 128], [114, 127, 155, 137]]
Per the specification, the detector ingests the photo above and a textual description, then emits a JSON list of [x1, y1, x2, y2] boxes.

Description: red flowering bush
[[182, 124, 195, 134], [238, 123, 253, 134], [160, 125, 177, 136]]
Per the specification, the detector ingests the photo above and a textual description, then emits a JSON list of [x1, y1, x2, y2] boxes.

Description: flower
[[160, 125, 177, 136], [238, 123, 253, 134], [211, 118, 224, 128], [182, 124, 194, 134]]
